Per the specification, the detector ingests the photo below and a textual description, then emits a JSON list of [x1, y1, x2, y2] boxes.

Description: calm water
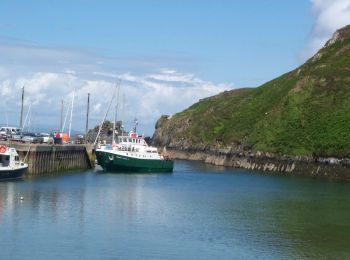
[[0, 160, 349, 259]]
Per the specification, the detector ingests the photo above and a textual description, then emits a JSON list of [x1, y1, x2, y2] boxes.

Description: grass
[[156, 25, 350, 158]]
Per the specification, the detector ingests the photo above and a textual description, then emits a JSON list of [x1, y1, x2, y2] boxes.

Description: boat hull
[[0, 166, 28, 180], [96, 150, 174, 173]]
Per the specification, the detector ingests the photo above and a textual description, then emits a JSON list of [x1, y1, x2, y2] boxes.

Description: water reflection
[[0, 163, 349, 259]]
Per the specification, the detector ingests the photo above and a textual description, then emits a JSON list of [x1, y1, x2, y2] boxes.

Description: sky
[[0, 0, 350, 135]]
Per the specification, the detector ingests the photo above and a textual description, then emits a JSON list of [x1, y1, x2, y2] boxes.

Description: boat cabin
[[0, 146, 23, 169]]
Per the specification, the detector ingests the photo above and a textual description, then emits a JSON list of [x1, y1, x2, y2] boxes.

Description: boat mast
[[112, 81, 121, 144], [22, 102, 32, 132], [85, 93, 90, 143], [61, 99, 71, 133], [68, 88, 76, 138], [28, 107, 32, 132], [60, 99, 64, 131], [121, 93, 125, 136], [5, 110, 8, 127], [93, 90, 116, 146], [20, 86, 24, 129]]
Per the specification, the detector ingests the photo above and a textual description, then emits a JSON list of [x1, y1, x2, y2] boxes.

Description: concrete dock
[[1, 142, 94, 176]]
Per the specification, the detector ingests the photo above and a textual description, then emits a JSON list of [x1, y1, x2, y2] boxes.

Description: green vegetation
[[156, 25, 350, 157]]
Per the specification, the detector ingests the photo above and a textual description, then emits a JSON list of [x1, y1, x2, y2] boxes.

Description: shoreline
[[161, 148, 350, 179]]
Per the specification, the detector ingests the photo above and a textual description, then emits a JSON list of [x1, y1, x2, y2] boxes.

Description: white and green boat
[[95, 131, 173, 173]]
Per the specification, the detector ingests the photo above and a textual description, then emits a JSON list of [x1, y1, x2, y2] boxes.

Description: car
[[74, 134, 85, 144], [11, 133, 23, 142], [37, 133, 54, 144], [0, 127, 21, 140], [21, 132, 39, 143]]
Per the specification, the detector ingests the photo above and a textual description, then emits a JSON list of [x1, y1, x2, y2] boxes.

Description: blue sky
[[0, 0, 312, 85], [0, 0, 349, 134]]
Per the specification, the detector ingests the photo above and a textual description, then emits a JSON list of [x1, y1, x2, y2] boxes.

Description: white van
[[0, 127, 21, 140]]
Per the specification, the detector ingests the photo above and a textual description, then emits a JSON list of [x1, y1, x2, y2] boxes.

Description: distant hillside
[[153, 25, 350, 158]]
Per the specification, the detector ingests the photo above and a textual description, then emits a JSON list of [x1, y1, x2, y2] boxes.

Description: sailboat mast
[[5, 110, 8, 127], [68, 88, 76, 138], [20, 86, 24, 129], [112, 82, 120, 144], [85, 93, 90, 143], [60, 99, 64, 131], [61, 99, 71, 133], [22, 102, 32, 132], [121, 93, 125, 136], [93, 91, 116, 146]]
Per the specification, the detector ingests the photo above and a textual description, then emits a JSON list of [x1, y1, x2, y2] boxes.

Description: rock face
[[162, 149, 350, 179], [152, 25, 350, 178]]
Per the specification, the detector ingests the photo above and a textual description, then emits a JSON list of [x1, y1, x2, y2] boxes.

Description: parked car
[[37, 133, 53, 144], [0, 127, 21, 140], [74, 134, 85, 144], [11, 133, 23, 142], [21, 132, 39, 143]]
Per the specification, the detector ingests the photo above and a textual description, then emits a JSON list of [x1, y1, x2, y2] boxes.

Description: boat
[[95, 130, 174, 173], [94, 83, 173, 173], [0, 145, 28, 180]]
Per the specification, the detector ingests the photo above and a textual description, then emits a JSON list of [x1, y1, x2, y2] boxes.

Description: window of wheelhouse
[[0, 155, 10, 167], [15, 156, 19, 161]]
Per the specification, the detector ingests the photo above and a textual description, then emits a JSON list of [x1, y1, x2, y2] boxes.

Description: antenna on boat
[[93, 89, 116, 146], [68, 87, 76, 138], [133, 118, 138, 133]]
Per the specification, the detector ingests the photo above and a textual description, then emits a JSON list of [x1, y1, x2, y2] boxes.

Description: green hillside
[[153, 25, 350, 157]]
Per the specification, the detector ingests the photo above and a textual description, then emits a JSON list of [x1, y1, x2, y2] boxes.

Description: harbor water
[[0, 160, 349, 259]]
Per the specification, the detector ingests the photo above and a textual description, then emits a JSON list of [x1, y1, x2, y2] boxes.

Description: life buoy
[[0, 145, 7, 153]]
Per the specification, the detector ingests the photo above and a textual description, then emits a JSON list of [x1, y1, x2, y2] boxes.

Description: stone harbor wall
[[163, 148, 350, 179], [10, 143, 93, 176]]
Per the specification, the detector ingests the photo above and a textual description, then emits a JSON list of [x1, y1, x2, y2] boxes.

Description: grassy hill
[[153, 25, 350, 158]]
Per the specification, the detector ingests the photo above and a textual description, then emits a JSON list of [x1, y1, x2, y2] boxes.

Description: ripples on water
[[0, 160, 349, 259]]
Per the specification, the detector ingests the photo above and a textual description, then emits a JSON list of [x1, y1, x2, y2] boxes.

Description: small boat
[[0, 145, 28, 180], [95, 131, 174, 173]]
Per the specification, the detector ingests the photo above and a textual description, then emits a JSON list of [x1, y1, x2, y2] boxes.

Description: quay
[[0, 142, 94, 176]]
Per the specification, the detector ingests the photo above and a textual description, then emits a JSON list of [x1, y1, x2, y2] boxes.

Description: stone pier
[[3, 143, 93, 176]]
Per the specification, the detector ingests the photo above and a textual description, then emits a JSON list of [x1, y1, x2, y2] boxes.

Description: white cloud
[[147, 69, 197, 83], [0, 66, 233, 135], [0, 38, 234, 134], [64, 70, 76, 75], [302, 0, 350, 59], [93, 103, 102, 113]]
